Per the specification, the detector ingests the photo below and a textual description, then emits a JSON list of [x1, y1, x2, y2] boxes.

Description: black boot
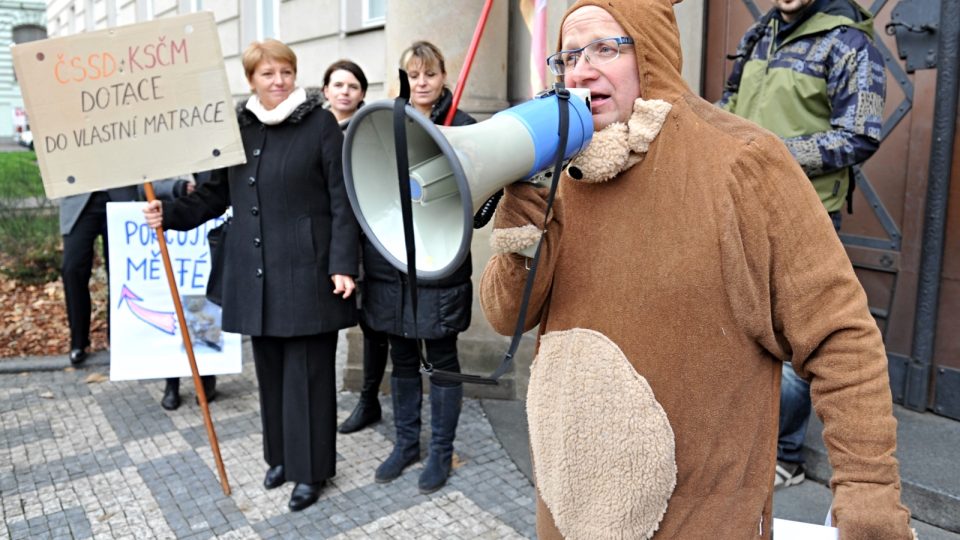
[[339, 333, 388, 433], [196, 375, 217, 405], [375, 377, 422, 483], [418, 383, 462, 494], [339, 396, 381, 434], [161, 378, 181, 411]]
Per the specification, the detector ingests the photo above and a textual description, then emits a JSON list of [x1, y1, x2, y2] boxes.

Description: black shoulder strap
[[392, 70, 434, 375], [724, 9, 776, 93]]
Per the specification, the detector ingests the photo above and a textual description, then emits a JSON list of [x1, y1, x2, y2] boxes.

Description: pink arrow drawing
[[118, 284, 177, 335]]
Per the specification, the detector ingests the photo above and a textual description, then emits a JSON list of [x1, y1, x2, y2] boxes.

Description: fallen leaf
[[85, 372, 109, 384], [0, 264, 108, 358], [39, 391, 54, 399]]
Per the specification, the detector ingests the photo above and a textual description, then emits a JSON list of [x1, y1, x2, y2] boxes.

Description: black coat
[[163, 92, 359, 337], [360, 88, 476, 339]]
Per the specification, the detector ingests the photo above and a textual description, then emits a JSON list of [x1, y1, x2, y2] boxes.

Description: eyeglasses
[[546, 36, 635, 76]]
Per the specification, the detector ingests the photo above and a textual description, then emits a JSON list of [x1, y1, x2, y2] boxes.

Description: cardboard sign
[[12, 12, 245, 199], [107, 202, 241, 381]]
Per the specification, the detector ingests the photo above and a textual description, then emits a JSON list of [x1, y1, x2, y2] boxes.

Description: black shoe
[[263, 465, 286, 490], [161, 385, 181, 411], [288, 481, 323, 512], [338, 398, 382, 434], [196, 376, 217, 405], [69, 348, 87, 365]]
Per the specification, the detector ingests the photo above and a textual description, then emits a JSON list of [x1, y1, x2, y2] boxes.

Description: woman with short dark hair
[[321, 59, 392, 436], [322, 59, 369, 126]]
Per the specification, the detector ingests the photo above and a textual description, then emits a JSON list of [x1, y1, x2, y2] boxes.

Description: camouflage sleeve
[[715, 21, 764, 110], [783, 30, 886, 177]]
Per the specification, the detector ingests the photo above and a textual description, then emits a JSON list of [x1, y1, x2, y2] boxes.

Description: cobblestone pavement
[[0, 335, 537, 539]]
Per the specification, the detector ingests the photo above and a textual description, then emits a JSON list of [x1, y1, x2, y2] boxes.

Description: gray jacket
[[58, 179, 190, 235]]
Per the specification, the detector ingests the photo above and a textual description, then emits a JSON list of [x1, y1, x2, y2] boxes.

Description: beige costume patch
[[490, 224, 542, 255], [527, 328, 676, 539], [568, 98, 672, 183]]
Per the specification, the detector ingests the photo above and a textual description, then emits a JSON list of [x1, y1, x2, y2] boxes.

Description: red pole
[[443, 0, 495, 126]]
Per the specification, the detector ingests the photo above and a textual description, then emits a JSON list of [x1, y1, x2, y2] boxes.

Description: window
[[84, 0, 94, 31], [242, 0, 278, 44], [261, 0, 277, 39], [12, 24, 46, 44], [363, 0, 385, 26], [136, 0, 154, 22], [345, 0, 385, 33], [178, 0, 203, 13]]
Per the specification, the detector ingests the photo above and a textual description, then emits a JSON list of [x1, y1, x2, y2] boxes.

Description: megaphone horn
[[342, 88, 593, 279]]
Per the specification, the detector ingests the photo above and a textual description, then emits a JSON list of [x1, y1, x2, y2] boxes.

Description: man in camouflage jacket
[[719, 0, 887, 490]]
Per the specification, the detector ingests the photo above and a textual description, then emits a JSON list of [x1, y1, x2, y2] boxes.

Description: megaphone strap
[[392, 69, 435, 376]]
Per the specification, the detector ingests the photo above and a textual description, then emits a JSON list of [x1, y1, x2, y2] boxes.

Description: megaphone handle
[[430, 369, 499, 386]]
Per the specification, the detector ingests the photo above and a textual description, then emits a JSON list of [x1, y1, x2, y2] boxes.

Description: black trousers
[[251, 332, 338, 484], [61, 192, 110, 350], [388, 334, 460, 387]]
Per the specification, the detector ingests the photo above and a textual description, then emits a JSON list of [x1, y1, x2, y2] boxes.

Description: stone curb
[[0, 350, 110, 374]]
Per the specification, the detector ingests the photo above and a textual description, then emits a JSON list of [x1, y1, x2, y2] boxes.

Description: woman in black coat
[[320, 59, 392, 436], [143, 39, 358, 513], [367, 41, 476, 496]]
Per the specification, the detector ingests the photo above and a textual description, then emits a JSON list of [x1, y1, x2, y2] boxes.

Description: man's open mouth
[[590, 93, 611, 110]]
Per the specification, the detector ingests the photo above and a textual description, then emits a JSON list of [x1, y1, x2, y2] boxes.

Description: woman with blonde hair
[[144, 39, 358, 512], [361, 40, 476, 495]]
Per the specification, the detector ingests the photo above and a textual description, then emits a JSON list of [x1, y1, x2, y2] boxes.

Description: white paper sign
[[107, 202, 241, 381], [773, 518, 839, 540]]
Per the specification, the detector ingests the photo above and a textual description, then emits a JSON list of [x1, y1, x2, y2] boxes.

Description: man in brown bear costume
[[480, 0, 913, 538]]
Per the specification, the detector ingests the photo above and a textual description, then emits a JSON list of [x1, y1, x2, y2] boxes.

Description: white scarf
[[245, 87, 307, 125]]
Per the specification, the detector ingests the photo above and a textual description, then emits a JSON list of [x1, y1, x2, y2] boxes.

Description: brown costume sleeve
[[479, 182, 563, 335], [732, 135, 912, 540]]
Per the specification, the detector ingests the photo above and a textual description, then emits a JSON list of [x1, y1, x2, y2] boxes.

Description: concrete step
[[802, 405, 960, 534]]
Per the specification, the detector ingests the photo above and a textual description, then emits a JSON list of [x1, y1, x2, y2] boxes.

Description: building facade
[[1, 1, 46, 139], [41, 0, 707, 399]]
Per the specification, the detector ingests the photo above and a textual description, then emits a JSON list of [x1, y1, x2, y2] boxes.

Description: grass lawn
[[0, 150, 44, 198], [0, 150, 59, 283]]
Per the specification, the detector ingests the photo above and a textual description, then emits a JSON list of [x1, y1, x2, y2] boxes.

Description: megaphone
[[342, 88, 593, 280]]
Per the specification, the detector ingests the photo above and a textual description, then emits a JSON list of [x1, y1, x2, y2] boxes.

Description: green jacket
[[720, 2, 885, 212]]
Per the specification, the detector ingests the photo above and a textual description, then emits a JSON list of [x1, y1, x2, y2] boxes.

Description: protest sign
[[11, 12, 245, 199], [772, 518, 838, 540], [107, 202, 241, 381]]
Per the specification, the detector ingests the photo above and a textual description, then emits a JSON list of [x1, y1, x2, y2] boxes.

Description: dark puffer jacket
[[361, 88, 476, 339]]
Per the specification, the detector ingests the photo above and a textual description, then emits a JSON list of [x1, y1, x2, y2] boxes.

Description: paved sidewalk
[[5, 337, 957, 539], [0, 335, 537, 539]]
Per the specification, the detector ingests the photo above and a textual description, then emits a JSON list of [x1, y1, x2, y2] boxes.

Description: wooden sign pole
[[143, 181, 231, 496]]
